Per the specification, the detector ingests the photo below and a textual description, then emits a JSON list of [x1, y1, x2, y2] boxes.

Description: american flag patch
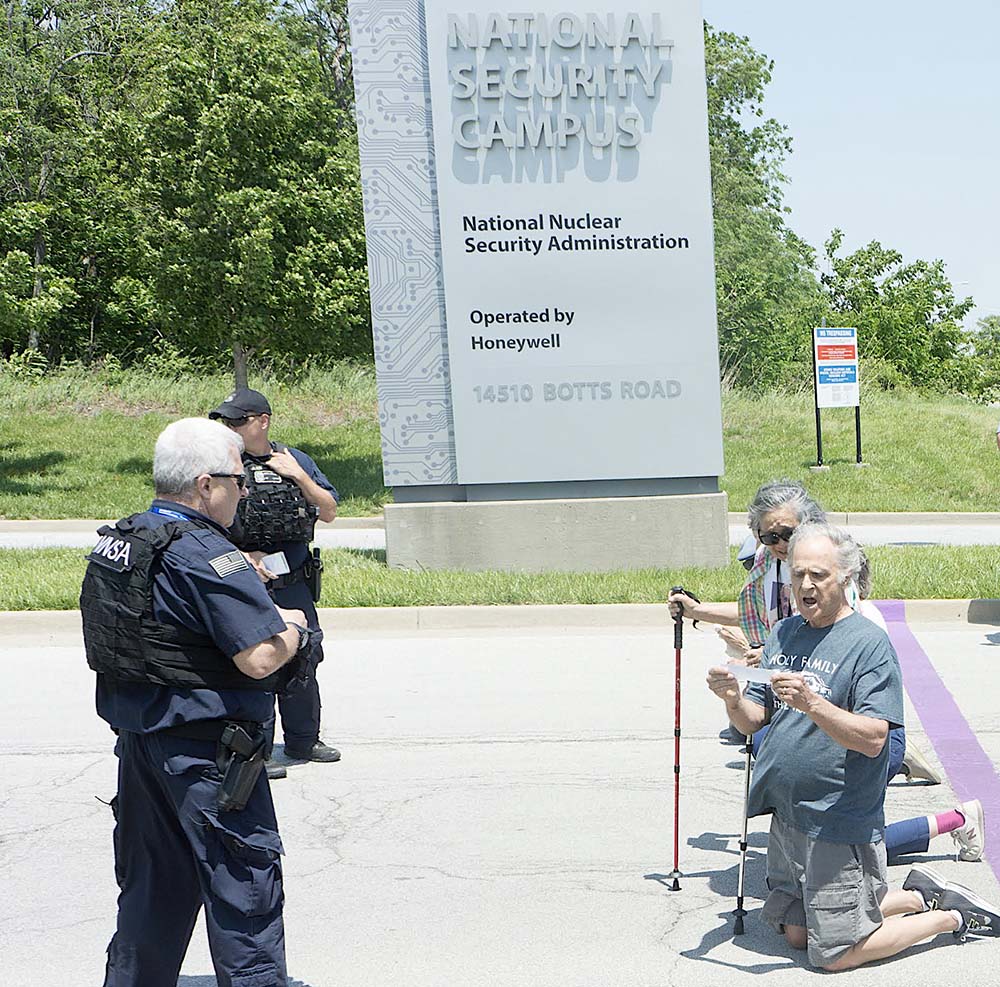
[[208, 551, 250, 578]]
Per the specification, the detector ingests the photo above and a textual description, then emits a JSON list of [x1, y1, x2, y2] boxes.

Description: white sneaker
[[900, 741, 942, 785], [952, 799, 985, 862]]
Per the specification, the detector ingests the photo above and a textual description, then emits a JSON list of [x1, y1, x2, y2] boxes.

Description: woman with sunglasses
[[670, 479, 985, 862], [669, 479, 823, 669]]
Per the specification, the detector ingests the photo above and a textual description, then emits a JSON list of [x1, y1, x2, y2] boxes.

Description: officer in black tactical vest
[[82, 417, 316, 987], [209, 387, 341, 774]]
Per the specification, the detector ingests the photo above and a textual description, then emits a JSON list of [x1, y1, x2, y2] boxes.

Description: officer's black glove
[[278, 627, 324, 697]]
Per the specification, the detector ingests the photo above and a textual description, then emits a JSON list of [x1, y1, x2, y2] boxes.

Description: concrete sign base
[[384, 492, 729, 572]]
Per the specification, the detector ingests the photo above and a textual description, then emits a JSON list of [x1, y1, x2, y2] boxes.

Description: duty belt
[[160, 718, 260, 742], [160, 719, 267, 812], [270, 548, 323, 603], [269, 563, 309, 590]]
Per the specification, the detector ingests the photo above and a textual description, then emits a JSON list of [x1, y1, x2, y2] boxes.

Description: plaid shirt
[[737, 546, 796, 648]]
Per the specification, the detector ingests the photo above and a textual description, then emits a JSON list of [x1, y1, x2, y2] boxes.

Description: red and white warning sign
[[814, 327, 859, 408]]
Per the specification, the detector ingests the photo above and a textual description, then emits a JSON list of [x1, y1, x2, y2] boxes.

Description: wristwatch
[[288, 622, 311, 653]]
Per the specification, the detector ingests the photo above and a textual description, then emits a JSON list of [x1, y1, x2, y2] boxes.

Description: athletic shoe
[[952, 799, 985, 862], [284, 740, 342, 763], [900, 741, 943, 785], [938, 882, 1000, 940], [902, 864, 949, 911]]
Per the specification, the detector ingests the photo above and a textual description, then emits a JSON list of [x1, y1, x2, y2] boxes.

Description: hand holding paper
[[718, 663, 775, 685]]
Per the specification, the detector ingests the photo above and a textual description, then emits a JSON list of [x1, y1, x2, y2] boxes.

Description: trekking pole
[[668, 585, 700, 892], [733, 731, 753, 935]]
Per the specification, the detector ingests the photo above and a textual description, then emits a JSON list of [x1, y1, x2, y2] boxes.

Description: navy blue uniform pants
[[272, 586, 324, 751], [104, 730, 287, 987], [276, 643, 323, 751]]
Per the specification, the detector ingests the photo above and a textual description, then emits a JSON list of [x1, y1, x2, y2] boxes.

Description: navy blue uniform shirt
[[96, 500, 288, 733]]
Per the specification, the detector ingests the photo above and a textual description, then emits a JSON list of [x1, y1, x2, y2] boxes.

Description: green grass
[[5, 544, 1000, 611], [0, 363, 387, 518], [2, 365, 1000, 519], [721, 388, 1000, 513]]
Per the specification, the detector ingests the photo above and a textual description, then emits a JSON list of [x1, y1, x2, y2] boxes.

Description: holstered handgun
[[216, 723, 266, 813], [306, 547, 323, 603]]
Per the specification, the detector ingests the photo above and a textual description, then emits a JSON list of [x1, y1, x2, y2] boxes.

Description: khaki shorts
[[761, 815, 887, 968]]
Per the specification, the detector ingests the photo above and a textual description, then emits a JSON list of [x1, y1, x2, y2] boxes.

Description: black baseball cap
[[208, 388, 272, 420]]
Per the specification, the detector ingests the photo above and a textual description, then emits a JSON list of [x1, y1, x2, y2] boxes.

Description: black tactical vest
[[80, 515, 282, 692], [230, 444, 319, 551]]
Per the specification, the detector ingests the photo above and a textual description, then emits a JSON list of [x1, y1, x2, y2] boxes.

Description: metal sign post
[[812, 318, 825, 468], [855, 405, 863, 465]]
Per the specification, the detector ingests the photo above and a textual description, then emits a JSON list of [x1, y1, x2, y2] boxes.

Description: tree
[[135, 0, 370, 378], [288, 0, 353, 107], [0, 1, 155, 357], [953, 315, 1000, 400], [0, 1, 370, 372], [821, 230, 974, 390], [971, 315, 1000, 361], [704, 25, 824, 388]]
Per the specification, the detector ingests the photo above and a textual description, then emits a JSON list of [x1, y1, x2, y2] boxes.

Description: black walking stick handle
[[670, 585, 702, 643]]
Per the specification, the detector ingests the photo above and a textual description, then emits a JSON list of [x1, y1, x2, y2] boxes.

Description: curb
[[6, 600, 1000, 639]]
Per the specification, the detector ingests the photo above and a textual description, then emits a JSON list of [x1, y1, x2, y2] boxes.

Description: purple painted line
[[876, 600, 1000, 879]]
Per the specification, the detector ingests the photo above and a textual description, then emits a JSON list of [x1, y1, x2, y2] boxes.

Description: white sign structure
[[814, 327, 860, 409], [423, 2, 724, 484]]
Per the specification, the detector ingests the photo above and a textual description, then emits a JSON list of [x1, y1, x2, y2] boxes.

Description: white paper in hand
[[261, 551, 290, 576], [722, 663, 775, 685]]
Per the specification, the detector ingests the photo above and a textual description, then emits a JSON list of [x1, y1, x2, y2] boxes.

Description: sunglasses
[[758, 527, 795, 546], [209, 472, 248, 489], [220, 415, 259, 428]]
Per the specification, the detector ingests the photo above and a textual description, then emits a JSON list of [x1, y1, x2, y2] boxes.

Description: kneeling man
[[707, 522, 999, 971]]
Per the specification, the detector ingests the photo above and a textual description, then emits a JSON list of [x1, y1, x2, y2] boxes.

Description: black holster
[[306, 547, 323, 603], [216, 722, 267, 813], [269, 547, 323, 603]]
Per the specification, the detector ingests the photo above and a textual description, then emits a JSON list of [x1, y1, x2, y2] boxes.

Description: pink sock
[[935, 809, 966, 834]]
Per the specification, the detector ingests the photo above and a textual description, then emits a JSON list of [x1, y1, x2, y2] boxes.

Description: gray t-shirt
[[745, 611, 904, 844]]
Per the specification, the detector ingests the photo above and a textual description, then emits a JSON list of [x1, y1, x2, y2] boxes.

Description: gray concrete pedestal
[[384, 492, 729, 572]]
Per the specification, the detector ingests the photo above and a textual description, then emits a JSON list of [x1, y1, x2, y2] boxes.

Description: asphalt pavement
[[3, 607, 1000, 986]]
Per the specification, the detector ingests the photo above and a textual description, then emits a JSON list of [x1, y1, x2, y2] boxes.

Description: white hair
[[153, 418, 244, 497], [747, 479, 826, 532], [787, 522, 863, 585]]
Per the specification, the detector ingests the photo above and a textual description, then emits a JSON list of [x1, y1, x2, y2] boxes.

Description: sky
[[701, 0, 1000, 328]]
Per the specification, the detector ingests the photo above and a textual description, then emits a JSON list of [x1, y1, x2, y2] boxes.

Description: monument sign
[[350, 2, 728, 570]]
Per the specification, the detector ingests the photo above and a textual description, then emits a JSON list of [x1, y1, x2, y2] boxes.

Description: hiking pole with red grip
[[668, 585, 700, 891]]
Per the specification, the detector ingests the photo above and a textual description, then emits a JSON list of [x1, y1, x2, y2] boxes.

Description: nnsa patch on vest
[[208, 551, 250, 578], [87, 533, 134, 571]]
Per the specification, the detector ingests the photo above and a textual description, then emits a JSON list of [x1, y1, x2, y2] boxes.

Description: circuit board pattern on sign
[[349, 1, 458, 485]]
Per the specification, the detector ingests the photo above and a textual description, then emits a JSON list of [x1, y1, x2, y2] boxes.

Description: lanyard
[[150, 506, 191, 521]]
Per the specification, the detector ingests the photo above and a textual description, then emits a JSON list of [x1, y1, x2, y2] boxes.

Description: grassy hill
[[2, 362, 998, 519]]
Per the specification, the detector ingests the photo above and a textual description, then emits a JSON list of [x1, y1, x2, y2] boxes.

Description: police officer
[[82, 417, 314, 987], [208, 388, 340, 771]]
